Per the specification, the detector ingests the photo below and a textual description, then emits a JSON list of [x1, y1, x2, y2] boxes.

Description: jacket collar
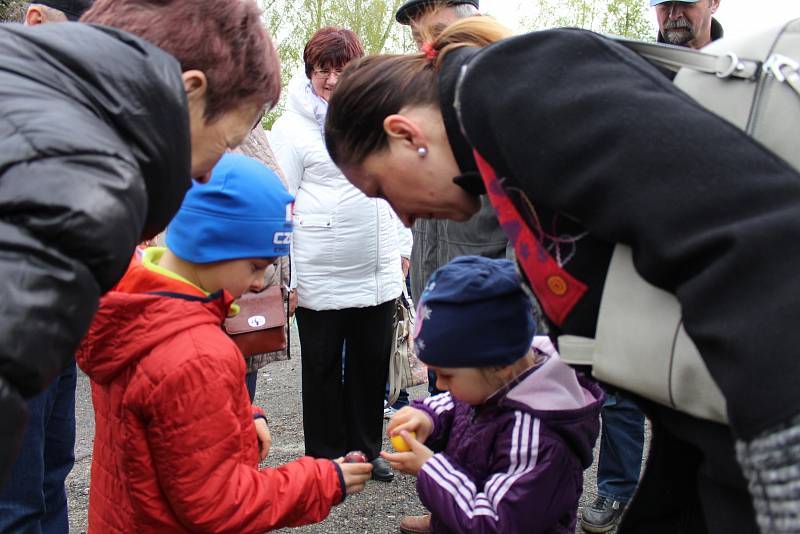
[[438, 46, 489, 195], [77, 254, 235, 385], [480, 360, 544, 410]]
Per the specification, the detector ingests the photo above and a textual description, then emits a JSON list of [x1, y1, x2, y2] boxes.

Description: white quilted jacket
[[271, 76, 412, 311]]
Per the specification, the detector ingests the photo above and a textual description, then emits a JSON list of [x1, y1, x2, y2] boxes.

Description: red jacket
[[77, 259, 343, 533]]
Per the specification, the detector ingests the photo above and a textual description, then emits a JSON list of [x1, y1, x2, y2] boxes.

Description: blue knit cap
[[167, 153, 293, 263], [414, 256, 536, 368]]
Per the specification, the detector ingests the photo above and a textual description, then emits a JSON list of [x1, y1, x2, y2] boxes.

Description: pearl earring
[[417, 146, 428, 158]]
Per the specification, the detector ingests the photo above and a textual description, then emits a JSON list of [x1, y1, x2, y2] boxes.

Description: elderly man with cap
[[653, 0, 722, 49], [0, 2, 91, 533]]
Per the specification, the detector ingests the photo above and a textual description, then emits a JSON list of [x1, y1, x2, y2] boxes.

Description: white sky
[[480, 0, 800, 37]]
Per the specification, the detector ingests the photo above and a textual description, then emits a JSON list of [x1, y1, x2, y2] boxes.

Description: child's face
[[196, 258, 276, 299], [428, 365, 499, 406]]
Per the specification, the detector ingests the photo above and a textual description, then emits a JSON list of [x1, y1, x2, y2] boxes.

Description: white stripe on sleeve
[[420, 411, 541, 522]]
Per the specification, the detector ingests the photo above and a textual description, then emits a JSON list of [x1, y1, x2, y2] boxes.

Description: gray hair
[[452, 3, 479, 19]]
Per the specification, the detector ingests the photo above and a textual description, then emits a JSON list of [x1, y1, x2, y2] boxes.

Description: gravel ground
[[67, 329, 620, 534]]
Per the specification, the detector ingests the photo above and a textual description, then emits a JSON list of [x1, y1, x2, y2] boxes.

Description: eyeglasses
[[312, 67, 344, 79]]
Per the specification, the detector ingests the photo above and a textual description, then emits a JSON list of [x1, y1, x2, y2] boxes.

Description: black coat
[[0, 22, 191, 478], [440, 29, 800, 532]]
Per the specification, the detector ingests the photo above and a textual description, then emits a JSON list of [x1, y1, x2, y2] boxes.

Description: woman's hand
[[254, 417, 271, 461], [288, 290, 298, 317], [335, 460, 373, 495], [401, 257, 411, 278], [380, 430, 433, 476], [387, 406, 433, 443]]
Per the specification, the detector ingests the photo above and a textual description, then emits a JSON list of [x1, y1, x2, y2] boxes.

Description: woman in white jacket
[[271, 27, 412, 482]]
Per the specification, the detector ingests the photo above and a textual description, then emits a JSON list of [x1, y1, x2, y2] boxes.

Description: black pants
[[619, 402, 758, 534], [296, 300, 395, 460]]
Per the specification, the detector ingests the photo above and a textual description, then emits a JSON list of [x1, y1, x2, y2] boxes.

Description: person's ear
[[182, 70, 208, 107], [383, 114, 427, 152], [25, 5, 45, 26], [710, 0, 720, 14]]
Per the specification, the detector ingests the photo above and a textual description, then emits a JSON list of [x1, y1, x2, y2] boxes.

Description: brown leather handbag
[[224, 285, 287, 357]]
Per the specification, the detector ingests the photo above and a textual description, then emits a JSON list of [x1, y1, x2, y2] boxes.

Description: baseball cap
[[38, 0, 93, 20], [396, 0, 479, 25], [650, 0, 699, 5]]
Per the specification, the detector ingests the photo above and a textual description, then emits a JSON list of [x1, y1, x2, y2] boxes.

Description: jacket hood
[[495, 338, 603, 468], [1, 22, 192, 239], [77, 261, 233, 385]]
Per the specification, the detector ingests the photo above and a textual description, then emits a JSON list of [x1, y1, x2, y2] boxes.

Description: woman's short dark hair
[[303, 27, 364, 79], [82, 0, 281, 122]]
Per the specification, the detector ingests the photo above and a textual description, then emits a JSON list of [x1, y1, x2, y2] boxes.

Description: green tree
[[522, 0, 654, 40], [602, 0, 653, 40]]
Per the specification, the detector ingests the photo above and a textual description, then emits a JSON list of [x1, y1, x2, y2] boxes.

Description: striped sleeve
[[412, 393, 456, 450], [416, 412, 579, 533]]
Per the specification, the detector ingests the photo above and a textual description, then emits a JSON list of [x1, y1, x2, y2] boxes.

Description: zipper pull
[[764, 53, 800, 98]]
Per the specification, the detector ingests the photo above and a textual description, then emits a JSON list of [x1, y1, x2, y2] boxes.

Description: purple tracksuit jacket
[[413, 352, 602, 533]]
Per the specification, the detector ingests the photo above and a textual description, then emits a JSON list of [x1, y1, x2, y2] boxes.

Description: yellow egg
[[390, 432, 416, 452]]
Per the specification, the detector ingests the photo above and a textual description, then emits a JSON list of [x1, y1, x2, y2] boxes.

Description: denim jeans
[[384, 383, 409, 410], [597, 390, 646, 502], [0, 361, 77, 534], [245, 370, 258, 403]]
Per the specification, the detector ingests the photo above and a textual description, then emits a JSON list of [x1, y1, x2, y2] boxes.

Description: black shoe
[[370, 457, 394, 482], [580, 496, 625, 533]]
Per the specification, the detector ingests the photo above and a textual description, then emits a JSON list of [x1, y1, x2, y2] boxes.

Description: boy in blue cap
[[383, 256, 602, 534], [77, 153, 371, 533]]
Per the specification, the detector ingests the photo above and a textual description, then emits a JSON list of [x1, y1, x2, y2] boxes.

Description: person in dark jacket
[[383, 256, 601, 534], [324, 16, 800, 534], [582, 3, 725, 531], [0, 0, 282, 484], [0, 4, 94, 532]]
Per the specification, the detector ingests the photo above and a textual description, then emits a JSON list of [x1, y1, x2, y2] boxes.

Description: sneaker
[[580, 496, 625, 533], [383, 400, 397, 419]]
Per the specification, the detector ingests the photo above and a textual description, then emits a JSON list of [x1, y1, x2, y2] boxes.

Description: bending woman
[[324, 16, 800, 534]]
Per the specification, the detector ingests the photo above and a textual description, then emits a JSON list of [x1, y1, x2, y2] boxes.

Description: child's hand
[[254, 418, 271, 461], [335, 460, 372, 495], [380, 430, 433, 476], [387, 407, 433, 443]]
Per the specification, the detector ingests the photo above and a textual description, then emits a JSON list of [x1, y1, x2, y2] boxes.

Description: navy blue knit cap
[[167, 153, 293, 263], [414, 256, 536, 368]]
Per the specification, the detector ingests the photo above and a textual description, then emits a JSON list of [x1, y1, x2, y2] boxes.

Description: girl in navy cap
[[383, 256, 602, 534]]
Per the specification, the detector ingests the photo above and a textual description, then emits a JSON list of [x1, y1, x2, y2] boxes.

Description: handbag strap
[[613, 37, 761, 80]]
